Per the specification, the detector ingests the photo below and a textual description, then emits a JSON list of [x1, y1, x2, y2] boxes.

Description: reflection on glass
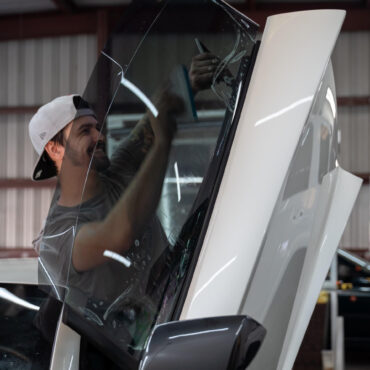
[[0, 284, 61, 369], [38, 225, 75, 301], [38, 0, 257, 365]]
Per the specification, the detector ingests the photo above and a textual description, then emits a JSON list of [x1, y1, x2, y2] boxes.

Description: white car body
[[181, 9, 362, 370]]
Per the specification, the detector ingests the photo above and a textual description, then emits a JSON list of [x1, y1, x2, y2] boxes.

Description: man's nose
[[93, 127, 103, 141]]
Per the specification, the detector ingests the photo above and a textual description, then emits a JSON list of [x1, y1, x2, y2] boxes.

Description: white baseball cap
[[29, 94, 95, 181]]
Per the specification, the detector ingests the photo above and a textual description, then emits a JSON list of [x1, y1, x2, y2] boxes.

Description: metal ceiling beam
[[338, 96, 370, 106], [0, 96, 369, 116], [0, 4, 369, 42], [0, 178, 56, 189], [0, 248, 38, 258], [353, 173, 370, 184], [51, 0, 77, 13], [97, 9, 109, 55], [0, 11, 96, 40], [246, 0, 256, 11], [0, 106, 39, 114], [238, 7, 370, 31]]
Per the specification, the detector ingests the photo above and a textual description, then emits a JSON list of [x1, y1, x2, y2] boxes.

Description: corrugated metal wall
[[0, 35, 96, 248], [0, 36, 96, 106], [0, 31, 369, 251], [332, 32, 370, 97], [332, 32, 370, 252], [340, 184, 370, 250], [339, 105, 370, 251]]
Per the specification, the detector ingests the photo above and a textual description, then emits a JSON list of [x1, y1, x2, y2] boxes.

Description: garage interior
[[0, 1, 369, 369]]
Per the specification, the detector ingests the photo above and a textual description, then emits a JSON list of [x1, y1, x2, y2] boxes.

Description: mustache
[[87, 141, 106, 155]]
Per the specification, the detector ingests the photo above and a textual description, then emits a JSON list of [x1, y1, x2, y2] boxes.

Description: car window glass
[[319, 124, 331, 184], [0, 283, 62, 370], [40, 0, 258, 365], [283, 125, 313, 200]]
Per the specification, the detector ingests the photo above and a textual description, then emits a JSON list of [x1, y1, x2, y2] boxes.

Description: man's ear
[[45, 141, 64, 161]]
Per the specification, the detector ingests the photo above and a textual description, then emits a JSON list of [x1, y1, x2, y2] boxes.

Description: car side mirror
[[139, 315, 266, 370]]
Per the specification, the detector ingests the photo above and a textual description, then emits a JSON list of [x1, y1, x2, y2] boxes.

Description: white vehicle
[[0, 1, 362, 369]]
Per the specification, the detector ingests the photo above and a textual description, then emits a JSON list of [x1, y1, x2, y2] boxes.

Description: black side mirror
[[139, 315, 266, 370]]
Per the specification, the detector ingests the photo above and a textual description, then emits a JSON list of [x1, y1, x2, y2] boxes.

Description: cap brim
[[32, 151, 58, 181]]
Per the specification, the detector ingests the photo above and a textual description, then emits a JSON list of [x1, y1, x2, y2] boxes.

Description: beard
[[88, 141, 110, 172], [91, 153, 110, 172], [65, 140, 110, 173]]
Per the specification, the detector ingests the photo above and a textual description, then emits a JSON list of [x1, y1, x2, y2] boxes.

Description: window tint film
[[37, 1, 165, 302], [41, 0, 258, 365]]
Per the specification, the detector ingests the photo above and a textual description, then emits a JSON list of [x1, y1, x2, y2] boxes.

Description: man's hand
[[189, 53, 219, 94]]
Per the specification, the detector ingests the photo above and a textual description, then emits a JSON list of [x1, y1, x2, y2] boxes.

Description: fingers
[[192, 65, 217, 75], [192, 72, 214, 86], [189, 52, 219, 93], [192, 52, 218, 62], [192, 57, 218, 68], [196, 72, 214, 80], [190, 53, 219, 80]]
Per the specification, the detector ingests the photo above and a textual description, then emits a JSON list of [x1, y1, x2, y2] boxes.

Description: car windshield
[[39, 0, 258, 366]]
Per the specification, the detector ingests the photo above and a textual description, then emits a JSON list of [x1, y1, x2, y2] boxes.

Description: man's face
[[62, 115, 110, 172]]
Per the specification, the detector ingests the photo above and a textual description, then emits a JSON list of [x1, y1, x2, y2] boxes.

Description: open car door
[[52, 1, 265, 369]]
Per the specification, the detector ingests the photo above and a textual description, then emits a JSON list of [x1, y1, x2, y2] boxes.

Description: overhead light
[[326, 87, 336, 119], [0, 288, 40, 311]]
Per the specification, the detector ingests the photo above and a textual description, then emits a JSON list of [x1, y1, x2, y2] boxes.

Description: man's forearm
[[127, 114, 154, 158], [105, 139, 170, 247], [109, 114, 154, 177], [72, 139, 171, 271]]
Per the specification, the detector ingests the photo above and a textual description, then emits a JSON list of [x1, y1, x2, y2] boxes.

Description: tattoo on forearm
[[129, 115, 154, 156]]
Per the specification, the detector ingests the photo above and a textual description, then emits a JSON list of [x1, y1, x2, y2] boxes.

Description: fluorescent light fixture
[[255, 96, 314, 126], [103, 250, 131, 268], [326, 87, 336, 119], [120, 75, 158, 118], [68, 356, 74, 370], [165, 177, 203, 184], [169, 327, 229, 340], [0, 288, 40, 311], [101, 50, 158, 117], [174, 162, 181, 202], [190, 256, 237, 310], [231, 82, 243, 123]]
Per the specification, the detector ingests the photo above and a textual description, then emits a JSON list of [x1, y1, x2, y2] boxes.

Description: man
[[31, 92, 181, 298], [29, 53, 219, 347]]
